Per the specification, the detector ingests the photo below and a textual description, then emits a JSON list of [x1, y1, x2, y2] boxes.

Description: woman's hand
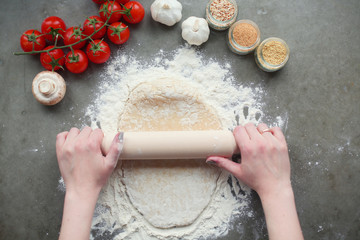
[[207, 123, 304, 240], [207, 123, 291, 198], [56, 127, 122, 199], [56, 126, 122, 240]]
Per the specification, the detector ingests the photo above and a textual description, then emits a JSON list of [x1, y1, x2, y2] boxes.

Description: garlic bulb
[[181, 17, 210, 46], [32, 71, 66, 105], [151, 0, 182, 26]]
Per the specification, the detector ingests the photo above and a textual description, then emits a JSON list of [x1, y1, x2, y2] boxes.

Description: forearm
[[59, 191, 99, 240], [260, 186, 304, 240]]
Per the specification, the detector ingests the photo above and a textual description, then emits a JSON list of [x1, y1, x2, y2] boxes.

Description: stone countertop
[[0, 0, 359, 239]]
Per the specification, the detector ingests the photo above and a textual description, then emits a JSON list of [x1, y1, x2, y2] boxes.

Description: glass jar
[[205, 0, 238, 31], [227, 19, 261, 55], [254, 37, 290, 72]]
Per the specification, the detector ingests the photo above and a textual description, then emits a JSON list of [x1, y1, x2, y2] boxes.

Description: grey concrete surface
[[0, 0, 359, 239]]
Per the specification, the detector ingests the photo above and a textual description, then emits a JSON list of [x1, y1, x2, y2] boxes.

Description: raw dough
[[117, 78, 223, 228], [118, 78, 221, 131]]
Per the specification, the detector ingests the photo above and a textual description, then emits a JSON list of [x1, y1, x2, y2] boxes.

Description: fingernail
[[206, 159, 218, 165], [117, 132, 124, 153], [118, 132, 124, 143]]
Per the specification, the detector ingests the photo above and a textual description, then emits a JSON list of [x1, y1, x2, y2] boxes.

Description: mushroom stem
[[32, 71, 66, 106], [38, 79, 56, 96]]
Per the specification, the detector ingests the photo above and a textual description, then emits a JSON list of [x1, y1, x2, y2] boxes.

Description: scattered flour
[[85, 46, 265, 239]]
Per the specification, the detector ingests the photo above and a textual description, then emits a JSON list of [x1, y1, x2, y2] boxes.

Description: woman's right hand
[[207, 123, 291, 198], [207, 123, 304, 240]]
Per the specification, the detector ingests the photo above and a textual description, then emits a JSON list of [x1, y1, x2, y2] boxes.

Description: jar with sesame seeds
[[205, 0, 238, 31]]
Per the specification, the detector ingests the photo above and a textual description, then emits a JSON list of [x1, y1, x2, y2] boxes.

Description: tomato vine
[[13, 1, 116, 57]]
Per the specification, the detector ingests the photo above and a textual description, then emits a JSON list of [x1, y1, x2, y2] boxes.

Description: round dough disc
[[118, 78, 222, 229]]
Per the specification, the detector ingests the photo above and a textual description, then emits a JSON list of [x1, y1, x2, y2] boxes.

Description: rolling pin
[[101, 130, 239, 160]]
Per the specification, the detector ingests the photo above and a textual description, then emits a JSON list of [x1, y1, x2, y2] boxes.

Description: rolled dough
[[118, 78, 223, 229]]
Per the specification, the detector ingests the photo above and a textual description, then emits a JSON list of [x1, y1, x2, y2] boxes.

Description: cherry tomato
[[92, 0, 107, 3], [86, 40, 111, 64], [40, 46, 65, 71], [63, 27, 86, 49], [41, 16, 66, 42], [83, 16, 107, 40], [65, 50, 89, 74], [115, 0, 130, 4], [99, 1, 122, 24], [122, 1, 145, 24], [107, 22, 130, 45], [20, 29, 46, 53]]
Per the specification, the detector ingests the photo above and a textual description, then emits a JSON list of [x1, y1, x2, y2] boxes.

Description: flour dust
[[85, 46, 265, 240]]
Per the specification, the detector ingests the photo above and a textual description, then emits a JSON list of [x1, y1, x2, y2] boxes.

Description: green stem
[[54, 34, 59, 48]]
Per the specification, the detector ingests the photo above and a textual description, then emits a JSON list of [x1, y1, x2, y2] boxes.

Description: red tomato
[[86, 40, 111, 64], [65, 50, 89, 74], [107, 22, 130, 45], [115, 0, 130, 4], [41, 16, 66, 42], [99, 1, 122, 24], [92, 0, 107, 3], [40, 46, 65, 71], [20, 29, 46, 53], [122, 1, 145, 24], [63, 27, 86, 49], [83, 16, 107, 40]]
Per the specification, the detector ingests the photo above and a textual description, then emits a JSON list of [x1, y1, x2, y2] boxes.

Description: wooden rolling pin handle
[[101, 130, 239, 160]]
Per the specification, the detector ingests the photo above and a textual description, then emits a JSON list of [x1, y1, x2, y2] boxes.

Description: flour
[[85, 46, 265, 239]]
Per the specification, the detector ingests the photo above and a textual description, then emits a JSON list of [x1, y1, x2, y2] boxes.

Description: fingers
[[89, 128, 104, 145], [257, 123, 270, 133], [77, 126, 92, 139], [64, 127, 80, 145], [271, 126, 286, 143], [257, 123, 275, 140], [233, 125, 249, 151], [105, 132, 123, 170], [206, 156, 243, 180], [256, 124, 286, 144], [244, 123, 261, 140], [56, 131, 68, 157]]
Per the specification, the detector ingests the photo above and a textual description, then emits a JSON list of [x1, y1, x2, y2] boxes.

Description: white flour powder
[[85, 46, 265, 239]]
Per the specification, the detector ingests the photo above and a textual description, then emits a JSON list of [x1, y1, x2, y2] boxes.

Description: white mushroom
[[32, 71, 66, 105]]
